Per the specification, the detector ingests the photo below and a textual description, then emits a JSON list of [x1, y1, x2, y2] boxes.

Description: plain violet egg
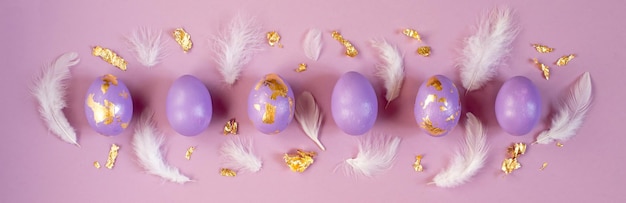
[[495, 76, 542, 136], [331, 71, 378, 135], [166, 75, 213, 136]]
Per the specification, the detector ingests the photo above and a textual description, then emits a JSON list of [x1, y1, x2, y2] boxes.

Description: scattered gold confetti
[[556, 142, 564, 147], [296, 63, 307, 72], [417, 46, 431, 57], [220, 168, 237, 177], [284, 149, 316, 173], [266, 31, 283, 48], [331, 31, 358, 57], [92, 46, 127, 71], [556, 54, 575, 66], [502, 143, 527, 174], [540, 162, 548, 170], [402, 28, 422, 41], [94, 161, 101, 169], [502, 158, 521, 174], [413, 155, 424, 172], [532, 58, 550, 80], [185, 146, 195, 160], [532, 44, 554, 53], [223, 118, 238, 135], [507, 143, 527, 158], [173, 28, 193, 52], [105, 144, 120, 169]]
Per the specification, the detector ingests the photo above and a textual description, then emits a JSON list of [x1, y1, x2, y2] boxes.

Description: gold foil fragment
[[532, 58, 550, 80], [439, 106, 447, 111], [532, 44, 554, 53], [101, 74, 118, 94], [502, 143, 527, 174], [173, 28, 193, 52], [556, 142, 564, 147], [423, 94, 437, 109], [296, 63, 307, 72], [223, 118, 238, 135], [119, 91, 129, 99], [502, 158, 521, 174], [445, 114, 455, 121], [507, 143, 527, 158], [331, 31, 358, 57], [220, 168, 237, 177], [266, 31, 283, 48], [120, 123, 128, 129], [185, 146, 195, 160], [262, 103, 276, 124], [540, 162, 548, 170], [253, 104, 261, 111], [92, 46, 127, 71], [402, 28, 422, 41], [556, 54, 575, 66], [417, 46, 431, 57], [105, 144, 120, 169], [413, 155, 424, 172], [94, 161, 101, 169], [284, 149, 316, 173], [86, 94, 117, 125], [420, 117, 446, 136], [255, 74, 289, 100], [426, 76, 443, 91]]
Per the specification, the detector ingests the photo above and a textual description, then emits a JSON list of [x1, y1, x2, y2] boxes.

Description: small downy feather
[[303, 29, 322, 61], [133, 109, 191, 184], [459, 7, 518, 93], [220, 136, 262, 173], [127, 27, 166, 67], [33, 52, 80, 146], [371, 39, 404, 108], [535, 72, 592, 144], [433, 112, 488, 188], [213, 14, 264, 85], [295, 91, 325, 151], [340, 134, 401, 177]]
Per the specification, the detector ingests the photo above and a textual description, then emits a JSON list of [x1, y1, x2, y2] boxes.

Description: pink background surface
[[2, 0, 625, 202]]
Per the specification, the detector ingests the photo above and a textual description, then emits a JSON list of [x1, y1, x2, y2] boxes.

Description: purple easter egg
[[331, 71, 378, 135], [247, 74, 295, 134], [495, 76, 542, 136], [84, 74, 133, 136], [166, 75, 213, 136], [414, 75, 461, 137]]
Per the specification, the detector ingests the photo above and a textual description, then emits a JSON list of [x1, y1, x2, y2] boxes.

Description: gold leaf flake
[[220, 168, 237, 177], [426, 76, 443, 91], [284, 149, 316, 173], [420, 117, 446, 136], [173, 28, 193, 52], [86, 94, 117, 125], [92, 46, 127, 71], [556, 142, 564, 147], [296, 63, 307, 72], [413, 155, 424, 172], [119, 91, 129, 99], [445, 114, 455, 122], [331, 31, 358, 57], [185, 146, 195, 160], [507, 143, 527, 158], [402, 28, 422, 41], [223, 118, 238, 135], [556, 54, 575, 66], [540, 162, 548, 170], [255, 74, 289, 100], [262, 103, 276, 124], [94, 161, 101, 169], [105, 144, 120, 169], [100, 74, 118, 94], [532, 44, 554, 53], [502, 158, 521, 174], [532, 58, 550, 80], [417, 46, 431, 57], [266, 31, 283, 48], [120, 123, 128, 129]]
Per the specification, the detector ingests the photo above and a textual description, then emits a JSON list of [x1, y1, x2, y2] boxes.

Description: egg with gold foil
[[84, 74, 133, 136], [414, 75, 461, 137], [247, 74, 295, 134]]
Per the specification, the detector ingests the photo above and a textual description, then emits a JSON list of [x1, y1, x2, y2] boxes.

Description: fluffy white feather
[[213, 14, 264, 85], [220, 136, 262, 173], [295, 91, 325, 151], [535, 72, 592, 144], [133, 110, 191, 184], [371, 39, 404, 108], [459, 7, 518, 93], [127, 27, 166, 67], [341, 134, 401, 177], [433, 112, 488, 188], [303, 29, 322, 61], [33, 52, 80, 146]]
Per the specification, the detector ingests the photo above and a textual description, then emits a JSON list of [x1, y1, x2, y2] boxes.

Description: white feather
[[433, 112, 488, 188], [127, 27, 166, 68], [133, 110, 191, 184], [371, 39, 404, 108], [341, 134, 401, 177], [303, 29, 322, 61], [459, 7, 518, 92], [535, 72, 592, 144], [213, 14, 264, 85], [33, 52, 79, 146], [220, 136, 262, 173], [295, 91, 325, 151]]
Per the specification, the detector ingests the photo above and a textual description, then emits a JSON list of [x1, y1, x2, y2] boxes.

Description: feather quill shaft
[[133, 110, 191, 184], [295, 91, 325, 151], [341, 134, 401, 177], [459, 7, 518, 93], [33, 52, 80, 145], [220, 137, 262, 173], [535, 72, 592, 144], [371, 39, 404, 108], [127, 27, 166, 67], [213, 14, 264, 85], [303, 29, 322, 61], [433, 112, 488, 188]]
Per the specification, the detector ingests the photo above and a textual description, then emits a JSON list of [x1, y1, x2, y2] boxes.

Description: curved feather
[[341, 134, 401, 177], [303, 29, 322, 61], [371, 39, 404, 108], [33, 52, 79, 145], [127, 27, 166, 67], [220, 136, 262, 173], [535, 72, 592, 144], [433, 112, 488, 188], [133, 109, 191, 184], [295, 91, 325, 151]]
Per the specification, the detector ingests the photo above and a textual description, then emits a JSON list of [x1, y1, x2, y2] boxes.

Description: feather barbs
[[371, 39, 405, 108], [303, 29, 322, 61], [220, 136, 263, 174], [295, 91, 325, 151], [127, 27, 167, 68], [340, 133, 401, 177]]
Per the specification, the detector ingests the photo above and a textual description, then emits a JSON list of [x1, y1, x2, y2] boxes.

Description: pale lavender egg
[[414, 75, 461, 137], [331, 71, 378, 135], [84, 74, 133, 136], [247, 74, 295, 134], [166, 75, 213, 136], [495, 76, 542, 136]]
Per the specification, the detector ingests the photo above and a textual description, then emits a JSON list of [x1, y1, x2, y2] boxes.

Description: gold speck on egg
[[120, 123, 128, 129], [439, 106, 447, 111], [426, 76, 443, 91], [262, 103, 276, 124], [445, 114, 455, 122], [420, 117, 446, 136], [86, 94, 117, 125], [253, 104, 261, 111], [119, 91, 129, 99], [255, 74, 289, 100], [423, 94, 437, 109], [101, 74, 118, 94]]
